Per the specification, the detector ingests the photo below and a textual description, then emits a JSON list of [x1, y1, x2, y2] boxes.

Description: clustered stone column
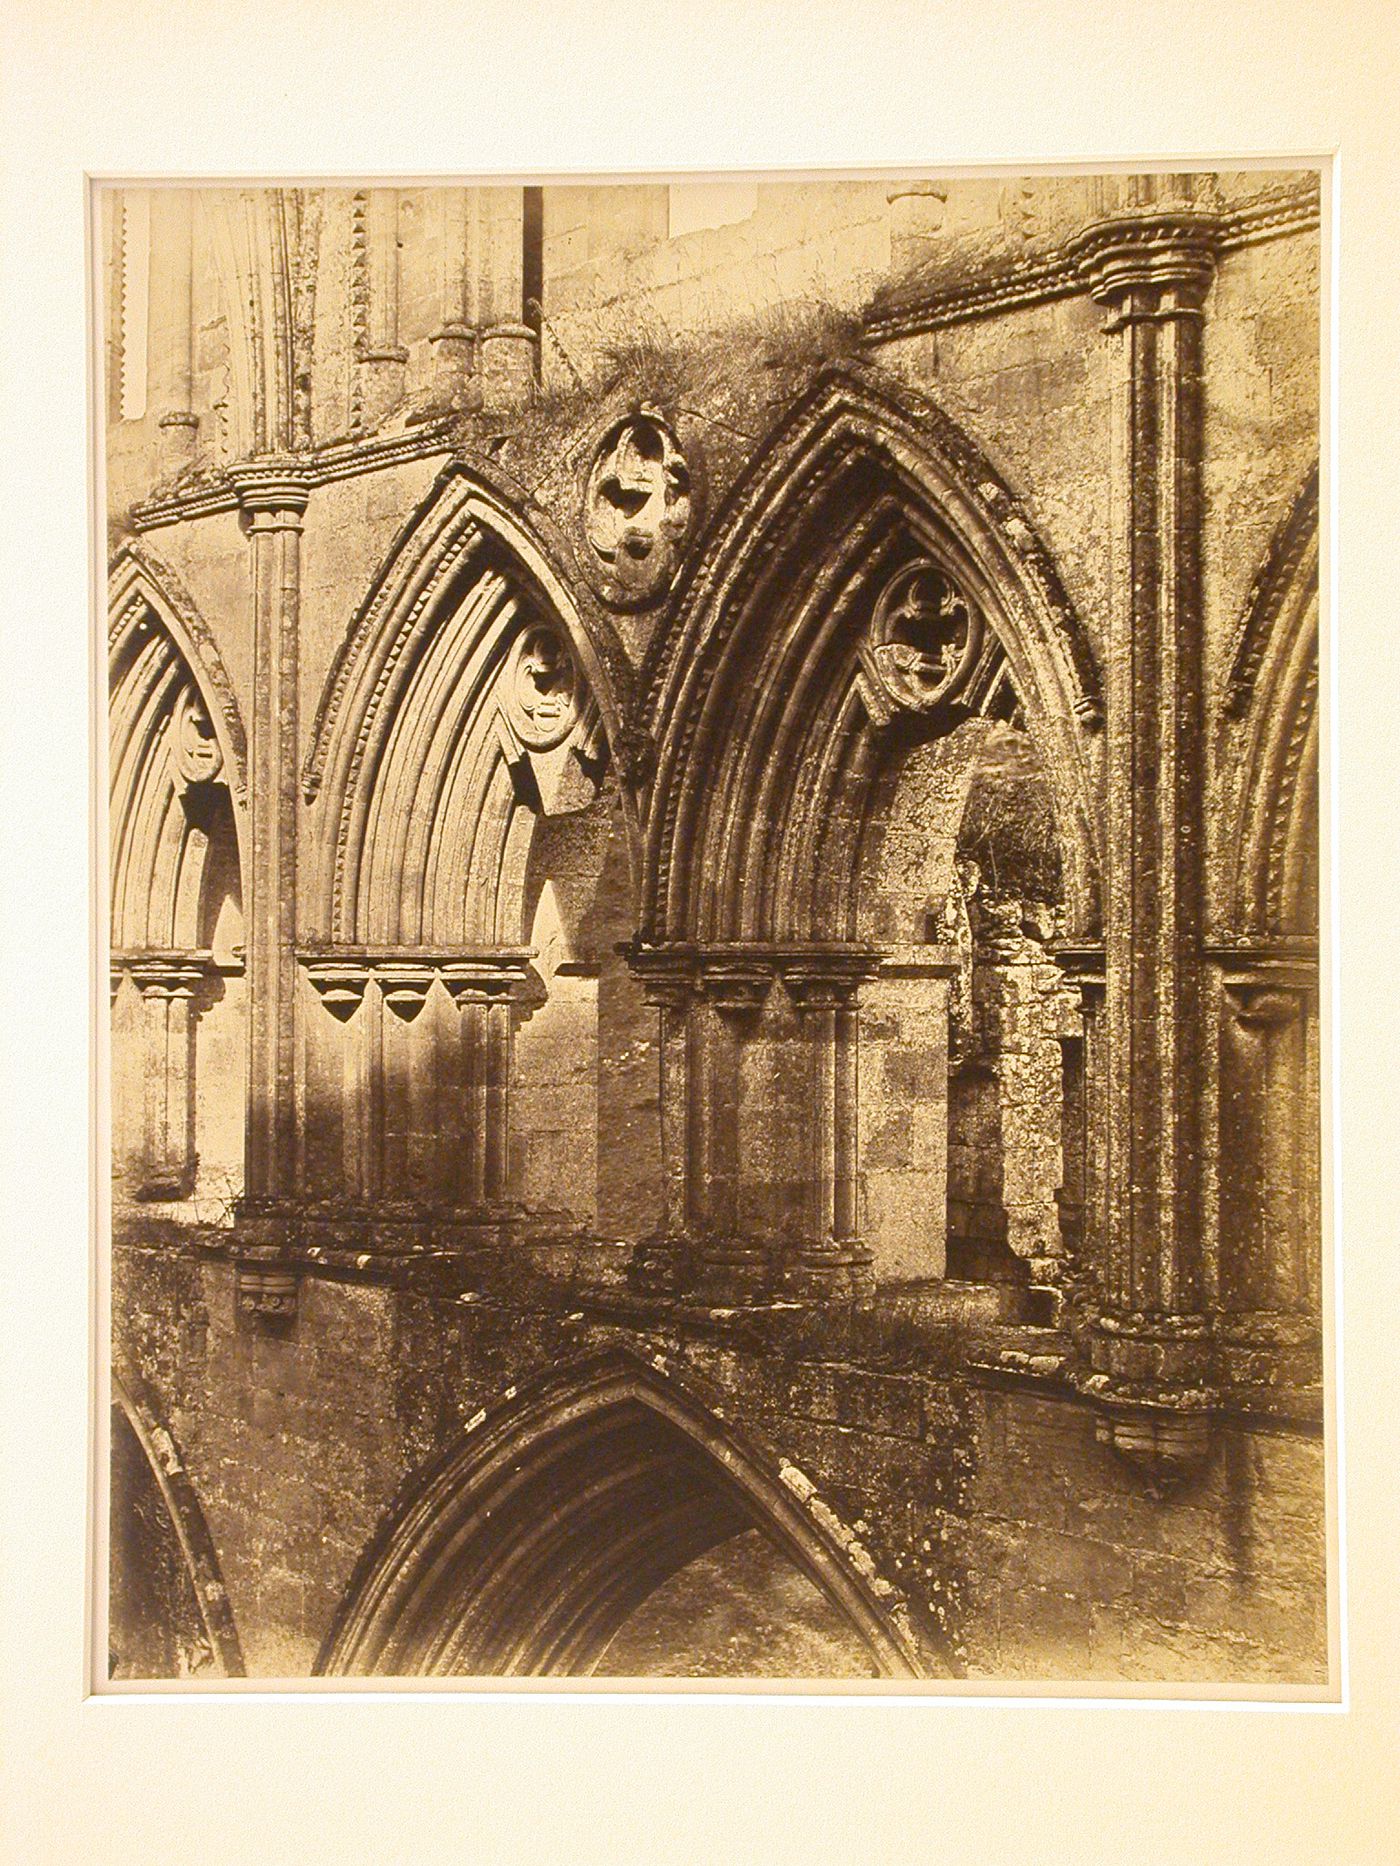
[[356, 188, 409, 427], [627, 944, 879, 1301], [1210, 944, 1321, 1391], [119, 956, 208, 1200], [147, 189, 199, 478], [430, 188, 478, 409], [1074, 191, 1220, 1476], [1052, 944, 1106, 1279], [782, 954, 878, 1291], [441, 960, 528, 1212], [301, 952, 535, 1242], [477, 189, 537, 411]]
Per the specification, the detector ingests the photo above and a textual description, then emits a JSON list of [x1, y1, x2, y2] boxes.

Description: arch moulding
[[1215, 462, 1320, 939], [317, 1348, 937, 1680], [635, 367, 1105, 943], [301, 462, 638, 942], [110, 1368, 245, 1678], [108, 540, 249, 809]]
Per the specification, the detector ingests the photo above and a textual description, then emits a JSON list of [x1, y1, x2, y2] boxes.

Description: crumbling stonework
[[104, 172, 1325, 1686]]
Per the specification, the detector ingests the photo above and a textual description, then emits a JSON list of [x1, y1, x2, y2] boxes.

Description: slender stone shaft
[[233, 467, 309, 1204]]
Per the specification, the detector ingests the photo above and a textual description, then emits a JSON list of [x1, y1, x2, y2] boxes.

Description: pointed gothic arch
[[303, 465, 634, 945], [108, 543, 246, 953], [108, 545, 246, 1199], [316, 1350, 932, 1678], [1218, 465, 1320, 938], [636, 369, 1103, 945]]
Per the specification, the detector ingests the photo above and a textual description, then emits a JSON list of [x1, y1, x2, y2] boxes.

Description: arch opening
[[299, 477, 649, 1235], [109, 555, 247, 1207], [640, 371, 1102, 948], [319, 1358, 927, 1679]]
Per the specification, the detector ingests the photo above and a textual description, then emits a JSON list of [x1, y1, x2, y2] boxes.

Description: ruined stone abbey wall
[[104, 173, 1326, 1685]]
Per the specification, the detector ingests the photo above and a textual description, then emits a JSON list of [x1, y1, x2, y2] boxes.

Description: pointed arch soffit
[[111, 1368, 246, 1679], [633, 368, 1104, 942], [316, 1348, 937, 1681], [302, 463, 636, 945], [108, 543, 249, 953], [1215, 462, 1320, 940]]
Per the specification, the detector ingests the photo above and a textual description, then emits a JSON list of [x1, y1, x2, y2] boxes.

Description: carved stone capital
[[304, 960, 370, 1023], [783, 975, 855, 1014], [1224, 983, 1307, 1030], [300, 949, 534, 1019], [125, 954, 209, 1001], [1072, 207, 1220, 326], [440, 956, 532, 1007], [621, 942, 699, 1009], [229, 459, 312, 524], [700, 960, 774, 1016], [780, 945, 883, 1010], [1207, 942, 1318, 1023]]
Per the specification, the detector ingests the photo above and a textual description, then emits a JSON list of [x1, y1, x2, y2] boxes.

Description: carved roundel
[[172, 685, 225, 786], [582, 413, 693, 609], [867, 559, 983, 714], [502, 623, 580, 752]]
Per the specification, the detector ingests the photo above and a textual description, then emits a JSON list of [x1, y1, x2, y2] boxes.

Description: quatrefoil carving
[[502, 624, 580, 752], [866, 559, 983, 715], [583, 414, 693, 608]]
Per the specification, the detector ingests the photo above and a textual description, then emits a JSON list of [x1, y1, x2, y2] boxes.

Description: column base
[[782, 1242, 876, 1302]]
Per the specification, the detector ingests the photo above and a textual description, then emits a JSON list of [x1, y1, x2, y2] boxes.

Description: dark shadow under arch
[[317, 1351, 935, 1680], [109, 1371, 244, 1679]]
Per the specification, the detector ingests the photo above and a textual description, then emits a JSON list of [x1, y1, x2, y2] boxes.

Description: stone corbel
[[1091, 1390, 1213, 1492], [1211, 944, 1317, 1028], [234, 1258, 298, 1331], [376, 962, 438, 1023], [1083, 1310, 1216, 1491]]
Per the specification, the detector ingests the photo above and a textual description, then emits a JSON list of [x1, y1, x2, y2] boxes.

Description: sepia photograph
[[8, 0, 1400, 1859], [99, 168, 1329, 1691]]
